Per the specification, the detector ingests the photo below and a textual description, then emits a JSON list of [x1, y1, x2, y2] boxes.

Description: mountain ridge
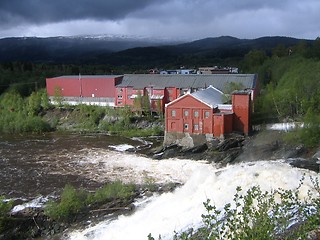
[[0, 35, 313, 65]]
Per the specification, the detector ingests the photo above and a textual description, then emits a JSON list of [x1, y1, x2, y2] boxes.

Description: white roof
[[166, 86, 224, 108], [190, 86, 224, 108]]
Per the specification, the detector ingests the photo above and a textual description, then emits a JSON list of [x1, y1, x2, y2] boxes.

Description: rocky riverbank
[[0, 183, 179, 240], [147, 130, 320, 173]]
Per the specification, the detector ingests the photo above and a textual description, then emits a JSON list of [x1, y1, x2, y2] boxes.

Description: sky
[[0, 0, 320, 40]]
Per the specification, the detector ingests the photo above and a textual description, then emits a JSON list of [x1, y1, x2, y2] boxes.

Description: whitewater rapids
[[68, 150, 319, 240]]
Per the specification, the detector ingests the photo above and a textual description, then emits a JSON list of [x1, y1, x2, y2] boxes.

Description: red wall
[[166, 95, 214, 134], [46, 77, 80, 97], [46, 76, 122, 98], [232, 93, 251, 135], [81, 76, 121, 98], [214, 113, 233, 137]]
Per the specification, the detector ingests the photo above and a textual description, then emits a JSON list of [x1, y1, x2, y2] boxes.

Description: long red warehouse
[[46, 75, 123, 98]]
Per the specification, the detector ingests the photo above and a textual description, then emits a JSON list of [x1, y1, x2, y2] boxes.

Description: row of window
[[183, 123, 199, 131], [171, 110, 210, 118], [118, 95, 134, 100]]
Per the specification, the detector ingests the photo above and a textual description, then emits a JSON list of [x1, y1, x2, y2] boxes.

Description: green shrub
[[45, 181, 136, 222], [44, 184, 87, 221], [0, 196, 12, 232], [90, 181, 136, 204], [75, 104, 106, 130], [172, 179, 320, 240], [285, 109, 320, 148]]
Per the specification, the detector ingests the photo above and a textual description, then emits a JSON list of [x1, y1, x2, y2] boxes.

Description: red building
[[46, 75, 123, 106], [164, 86, 251, 145], [115, 74, 258, 112]]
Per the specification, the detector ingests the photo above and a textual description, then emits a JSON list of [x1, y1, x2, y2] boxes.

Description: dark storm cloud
[[0, 0, 161, 27], [0, 0, 319, 39]]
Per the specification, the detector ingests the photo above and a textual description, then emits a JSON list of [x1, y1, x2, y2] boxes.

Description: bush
[[0, 196, 13, 232], [45, 181, 136, 222], [90, 181, 136, 204], [75, 104, 106, 130], [173, 179, 320, 240], [0, 90, 52, 133], [44, 184, 87, 221], [285, 109, 320, 148]]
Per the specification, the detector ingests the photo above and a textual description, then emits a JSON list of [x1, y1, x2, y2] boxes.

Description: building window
[[194, 124, 199, 131], [184, 110, 189, 117], [117, 101, 122, 105], [168, 96, 173, 101], [184, 123, 189, 130], [205, 111, 210, 118], [194, 111, 199, 117], [118, 95, 123, 99], [171, 110, 176, 117], [118, 88, 123, 93], [168, 89, 173, 94], [127, 88, 132, 94]]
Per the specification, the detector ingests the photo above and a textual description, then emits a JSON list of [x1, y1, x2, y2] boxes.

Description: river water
[[0, 132, 159, 199], [1, 133, 319, 239]]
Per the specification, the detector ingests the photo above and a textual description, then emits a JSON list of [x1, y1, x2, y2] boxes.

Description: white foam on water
[[71, 149, 208, 184], [68, 160, 319, 240], [266, 122, 304, 131], [11, 196, 49, 213], [109, 144, 135, 152]]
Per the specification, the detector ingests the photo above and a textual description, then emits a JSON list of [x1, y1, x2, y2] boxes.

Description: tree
[[242, 50, 267, 72], [27, 91, 41, 116], [223, 82, 244, 103], [133, 90, 143, 116], [272, 44, 287, 58], [53, 86, 63, 107]]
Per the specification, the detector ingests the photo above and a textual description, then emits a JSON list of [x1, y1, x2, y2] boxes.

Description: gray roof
[[49, 75, 123, 79], [191, 86, 224, 107], [116, 74, 257, 92]]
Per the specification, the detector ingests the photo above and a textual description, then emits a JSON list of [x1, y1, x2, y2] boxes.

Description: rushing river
[[0, 132, 161, 198], [0, 133, 319, 239]]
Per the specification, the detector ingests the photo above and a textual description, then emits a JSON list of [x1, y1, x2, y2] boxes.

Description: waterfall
[[68, 160, 319, 240]]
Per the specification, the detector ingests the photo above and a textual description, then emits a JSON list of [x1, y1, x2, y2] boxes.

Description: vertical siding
[[82, 77, 116, 98], [46, 77, 81, 97], [232, 93, 251, 135], [47, 76, 122, 99]]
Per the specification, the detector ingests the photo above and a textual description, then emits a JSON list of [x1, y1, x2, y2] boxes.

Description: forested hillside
[[244, 38, 320, 146]]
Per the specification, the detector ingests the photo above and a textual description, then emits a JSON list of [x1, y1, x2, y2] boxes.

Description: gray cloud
[[0, 0, 320, 40], [0, 0, 161, 27]]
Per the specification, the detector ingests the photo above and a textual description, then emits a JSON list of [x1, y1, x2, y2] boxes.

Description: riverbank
[[42, 106, 164, 137], [0, 182, 179, 240], [147, 130, 320, 173]]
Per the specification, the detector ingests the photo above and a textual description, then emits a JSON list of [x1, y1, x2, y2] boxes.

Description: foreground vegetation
[[149, 177, 320, 240]]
